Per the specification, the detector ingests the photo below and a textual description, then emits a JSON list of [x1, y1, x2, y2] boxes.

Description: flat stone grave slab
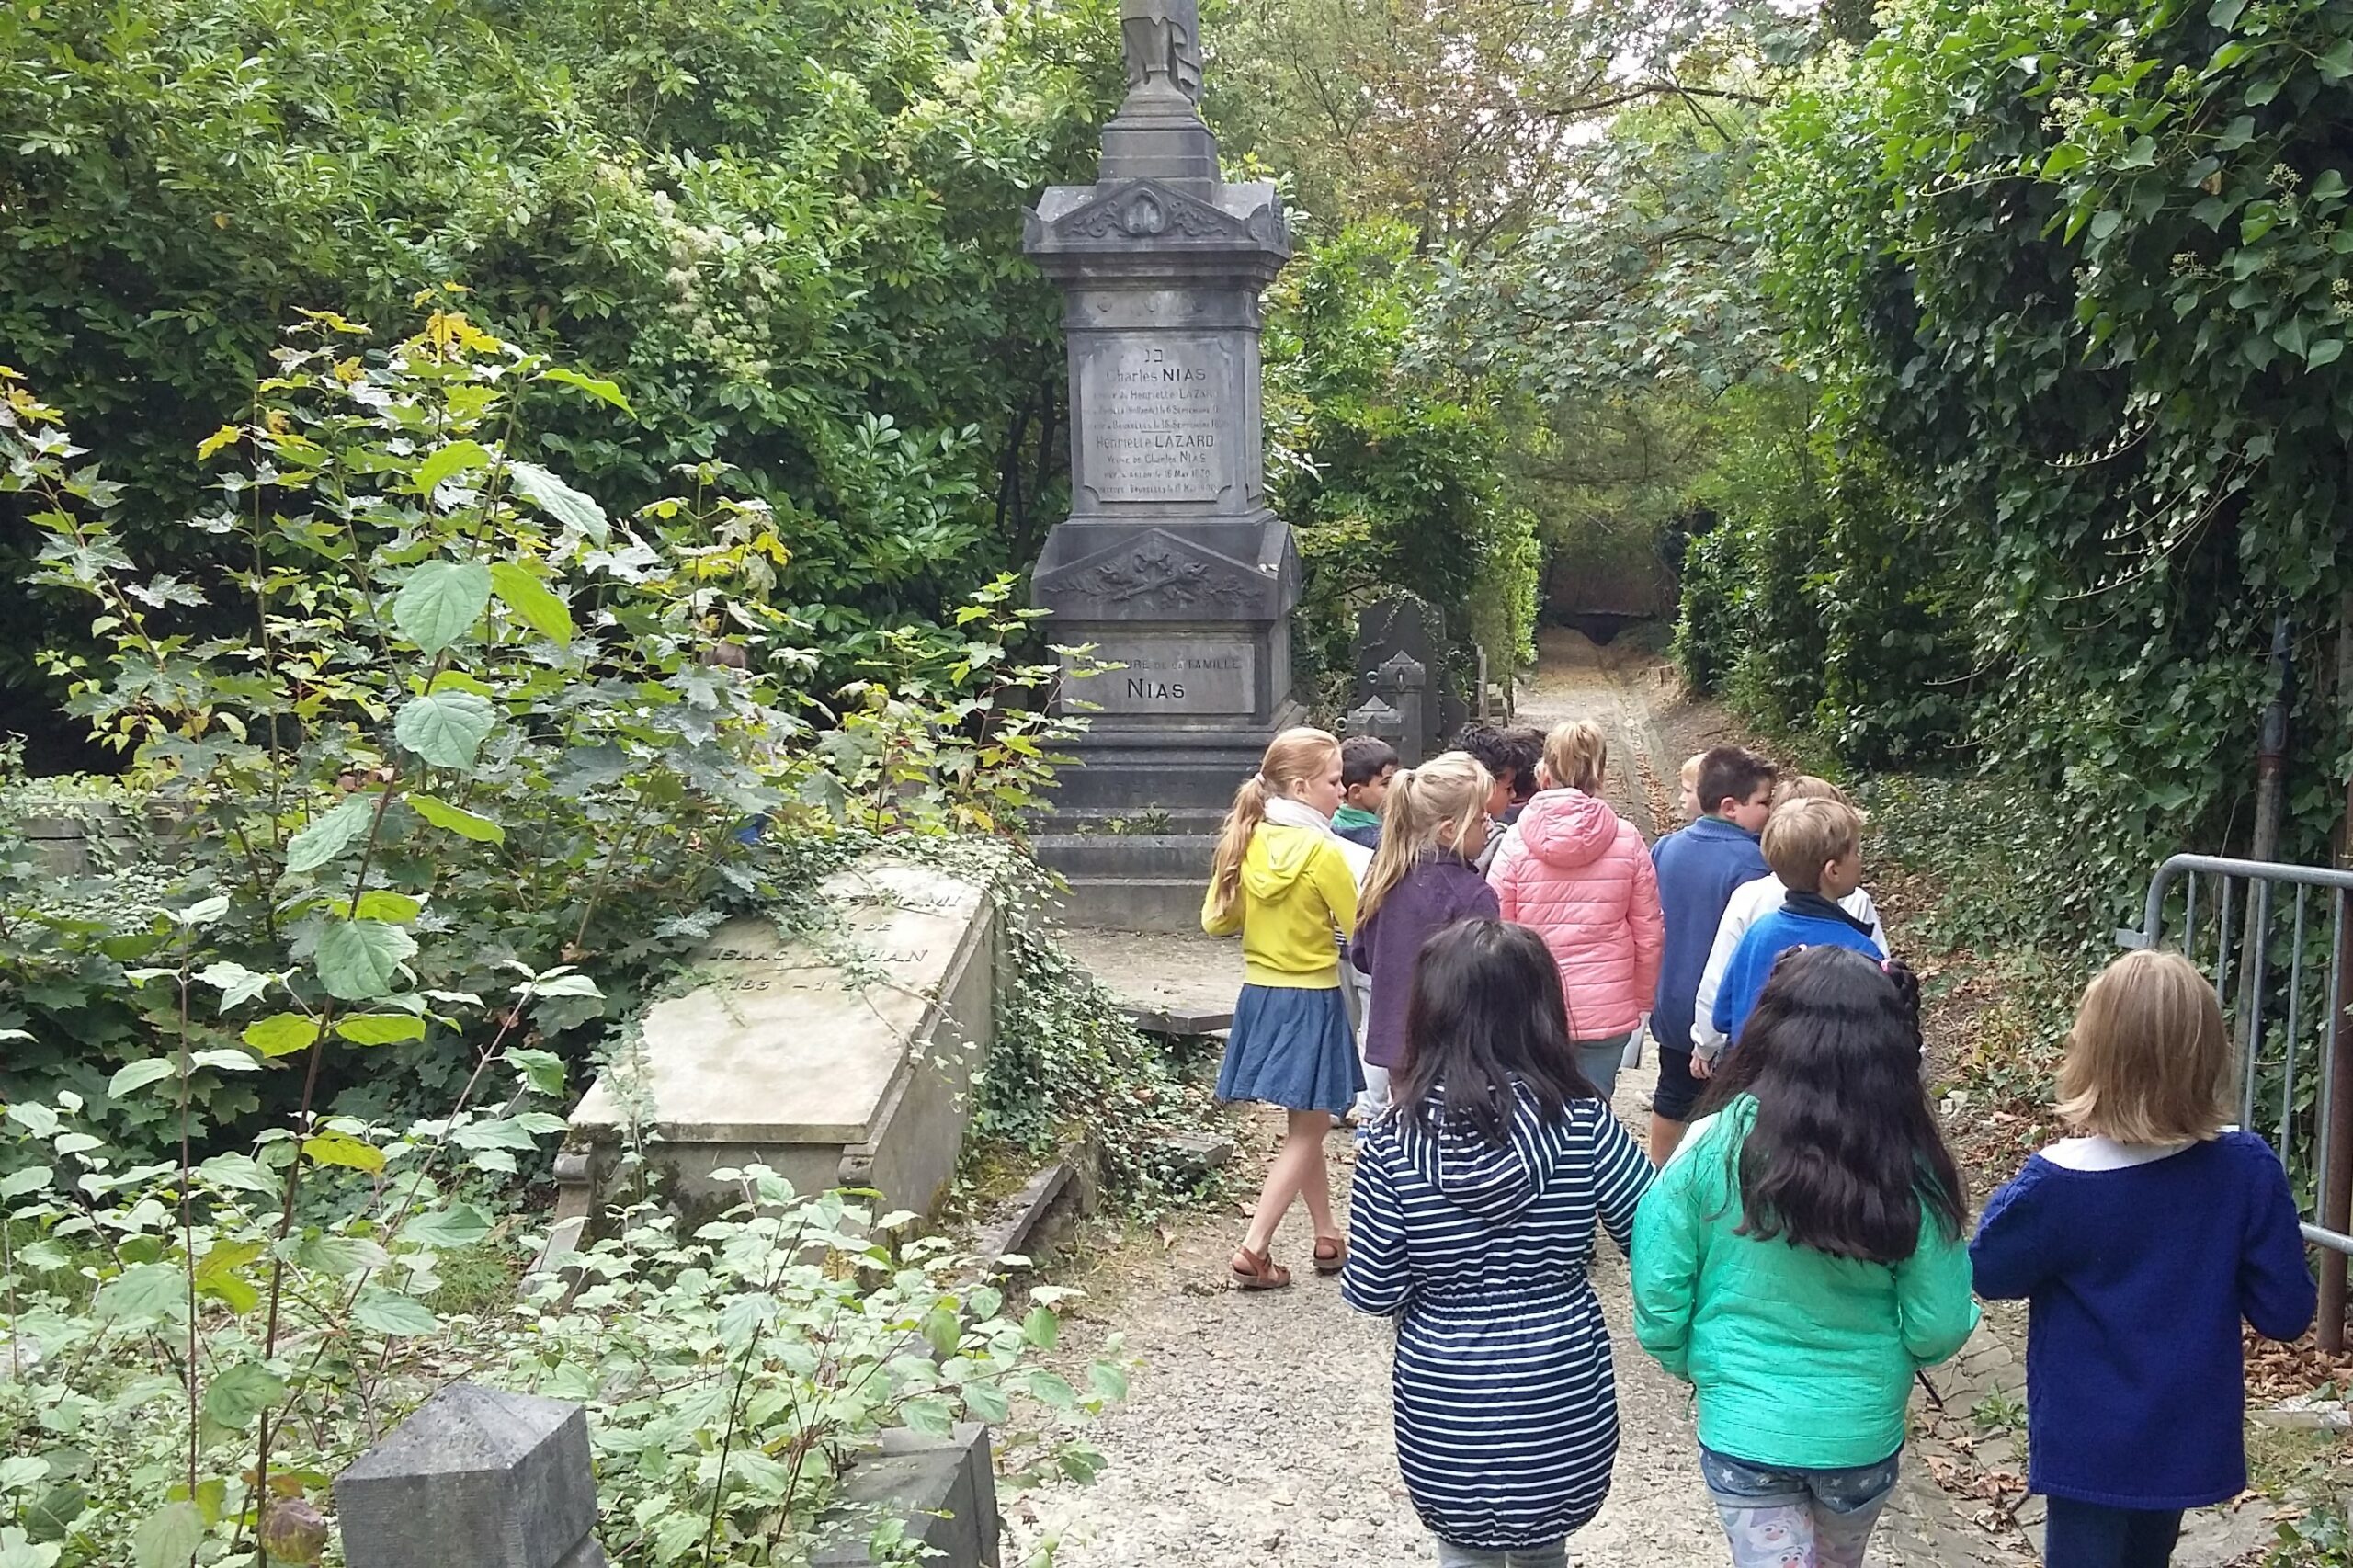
[[1053, 926, 1237, 1034], [563, 856, 995, 1222]]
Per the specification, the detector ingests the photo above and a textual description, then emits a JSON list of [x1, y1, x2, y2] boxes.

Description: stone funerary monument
[[1026, 0, 1298, 930]]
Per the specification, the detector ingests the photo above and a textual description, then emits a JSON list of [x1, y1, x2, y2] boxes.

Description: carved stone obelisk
[[1026, 2, 1297, 930]]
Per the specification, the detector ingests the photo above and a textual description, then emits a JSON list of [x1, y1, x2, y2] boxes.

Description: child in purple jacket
[[1348, 751, 1499, 1123]]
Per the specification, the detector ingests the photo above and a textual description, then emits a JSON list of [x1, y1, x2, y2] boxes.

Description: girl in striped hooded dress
[[1343, 919, 1654, 1567]]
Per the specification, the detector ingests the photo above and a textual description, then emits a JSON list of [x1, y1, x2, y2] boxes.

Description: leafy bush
[[0, 0, 1123, 739], [1733, 0, 2353, 907], [1674, 389, 1973, 764], [0, 313, 1081, 1150], [0, 1077, 1119, 1567], [1264, 221, 1540, 711]]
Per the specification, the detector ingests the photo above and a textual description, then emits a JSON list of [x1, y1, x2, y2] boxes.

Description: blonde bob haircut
[[1358, 751, 1493, 922], [1759, 796, 1861, 892], [1540, 721, 1608, 796], [1773, 774, 1853, 809], [2057, 949, 2233, 1144], [1205, 726, 1341, 925]]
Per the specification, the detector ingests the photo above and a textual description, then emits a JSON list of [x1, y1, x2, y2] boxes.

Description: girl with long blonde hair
[[1347, 751, 1500, 1126], [1203, 727, 1361, 1290]]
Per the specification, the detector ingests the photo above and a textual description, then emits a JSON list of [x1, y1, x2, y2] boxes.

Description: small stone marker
[[335, 1382, 604, 1568], [813, 1425, 1000, 1568]]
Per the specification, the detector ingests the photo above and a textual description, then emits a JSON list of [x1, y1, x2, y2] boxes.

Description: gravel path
[[1016, 632, 2042, 1567]]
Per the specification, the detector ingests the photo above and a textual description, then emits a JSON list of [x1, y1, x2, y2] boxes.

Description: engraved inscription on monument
[[1070, 636, 1256, 714], [1082, 336, 1229, 503]]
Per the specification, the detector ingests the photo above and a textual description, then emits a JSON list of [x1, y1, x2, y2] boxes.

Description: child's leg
[[1242, 1109, 1332, 1254], [1430, 1543, 1506, 1567], [2043, 1496, 2182, 1568], [1800, 1452, 1901, 1568], [1506, 1543, 1568, 1568], [1699, 1448, 1815, 1567], [1574, 1032, 1630, 1102], [1293, 1108, 1339, 1240]]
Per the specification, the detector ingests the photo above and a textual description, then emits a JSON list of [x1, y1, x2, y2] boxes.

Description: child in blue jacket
[[1711, 797, 1884, 1050], [1972, 949, 2314, 1568], [1648, 745, 1773, 1162]]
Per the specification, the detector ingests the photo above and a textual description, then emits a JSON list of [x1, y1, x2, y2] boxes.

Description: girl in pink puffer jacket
[[1487, 721, 1665, 1099]]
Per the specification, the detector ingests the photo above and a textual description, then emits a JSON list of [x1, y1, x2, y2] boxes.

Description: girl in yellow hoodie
[[1205, 726, 1361, 1290]]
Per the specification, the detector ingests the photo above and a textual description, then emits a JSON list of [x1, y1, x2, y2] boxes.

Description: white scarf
[[1262, 794, 1336, 836]]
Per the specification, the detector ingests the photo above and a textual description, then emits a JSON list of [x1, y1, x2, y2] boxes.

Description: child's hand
[[1689, 1053, 1712, 1081]]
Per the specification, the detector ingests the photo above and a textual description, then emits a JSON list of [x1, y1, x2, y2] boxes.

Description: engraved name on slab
[[1073, 637, 1256, 713], [1081, 337, 1230, 502]]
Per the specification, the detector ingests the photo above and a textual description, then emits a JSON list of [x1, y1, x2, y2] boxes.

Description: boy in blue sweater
[[1711, 796, 1885, 1050], [1972, 950, 2313, 1568], [1647, 745, 1774, 1162]]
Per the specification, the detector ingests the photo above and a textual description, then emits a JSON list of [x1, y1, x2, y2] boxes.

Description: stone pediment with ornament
[[1032, 527, 1289, 621], [1026, 179, 1290, 261]]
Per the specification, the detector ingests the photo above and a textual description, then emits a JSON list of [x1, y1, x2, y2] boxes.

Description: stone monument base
[[559, 858, 995, 1228]]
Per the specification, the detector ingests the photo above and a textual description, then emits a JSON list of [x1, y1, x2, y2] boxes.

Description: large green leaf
[[405, 792, 505, 844], [132, 1501, 204, 1568], [392, 561, 491, 655], [415, 438, 492, 497], [314, 920, 417, 1002], [506, 462, 608, 544], [243, 1013, 320, 1058], [335, 1013, 425, 1046], [489, 562, 574, 645], [352, 1288, 439, 1337], [393, 691, 497, 770], [200, 1361, 287, 1430], [400, 1201, 493, 1250], [536, 368, 636, 421], [284, 792, 377, 875]]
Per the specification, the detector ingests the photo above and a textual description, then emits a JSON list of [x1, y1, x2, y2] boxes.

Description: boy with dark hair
[[1336, 735, 1399, 850], [1711, 797, 1884, 1049], [1454, 722, 1520, 819], [1497, 725, 1544, 824], [1647, 744, 1776, 1162]]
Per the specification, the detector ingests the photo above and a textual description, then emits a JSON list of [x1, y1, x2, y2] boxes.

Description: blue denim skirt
[[1215, 983, 1362, 1116]]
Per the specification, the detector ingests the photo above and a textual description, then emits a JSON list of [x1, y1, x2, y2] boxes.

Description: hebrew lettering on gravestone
[[335, 1383, 604, 1568]]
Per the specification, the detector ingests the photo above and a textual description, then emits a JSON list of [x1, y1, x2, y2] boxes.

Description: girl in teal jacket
[[1631, 947, 1976, 1568]]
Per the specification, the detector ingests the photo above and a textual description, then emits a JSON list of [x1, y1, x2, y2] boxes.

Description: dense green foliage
[[0, 324, 1147, 1564], [1264, 222, 1540, 708], [1672, 0, 2353, 920], [0, 0, 1121, 744]]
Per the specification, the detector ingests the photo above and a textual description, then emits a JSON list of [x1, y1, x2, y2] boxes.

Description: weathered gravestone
[[1022, 0, 1299, 931], [335, 1383, 606, 1568], [337, 1385, 1005, 1568], [558, 856, 995, 1229], [1351, 596, 1462, 760]]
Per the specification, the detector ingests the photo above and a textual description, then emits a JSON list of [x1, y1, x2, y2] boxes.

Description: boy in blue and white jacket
[[1711, 797, 1884, 1050]]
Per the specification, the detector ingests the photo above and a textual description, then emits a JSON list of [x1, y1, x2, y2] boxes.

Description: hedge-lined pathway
[[1017, 632, 2040, 1566]]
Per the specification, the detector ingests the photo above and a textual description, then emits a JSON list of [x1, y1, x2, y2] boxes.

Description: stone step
[[1033, 831, 1217, 881], [1043, 874, 1209, 933]]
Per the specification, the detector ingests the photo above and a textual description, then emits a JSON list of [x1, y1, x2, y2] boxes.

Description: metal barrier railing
[[2121, 855, 2353, 1344]]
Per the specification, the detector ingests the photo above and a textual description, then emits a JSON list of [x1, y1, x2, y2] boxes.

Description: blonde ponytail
[[1206, 726, 1341, 926], [1358, 750, 1493, 921]]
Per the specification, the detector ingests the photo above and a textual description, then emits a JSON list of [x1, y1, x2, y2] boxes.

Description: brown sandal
[[1312, 1235, 1347, 1276], [1230, 1245, 1292, 1291]]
